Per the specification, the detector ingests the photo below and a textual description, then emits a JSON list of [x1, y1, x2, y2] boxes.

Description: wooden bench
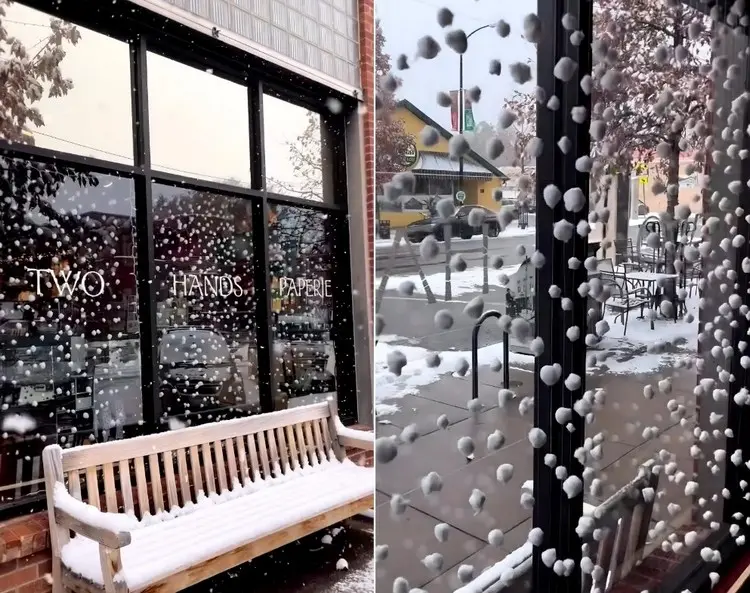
[[455, 463, 659, 593], [42, 401, 373, 593]]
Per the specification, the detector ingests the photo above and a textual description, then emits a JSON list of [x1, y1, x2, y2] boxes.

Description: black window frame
[[0, 0, 360, 521]]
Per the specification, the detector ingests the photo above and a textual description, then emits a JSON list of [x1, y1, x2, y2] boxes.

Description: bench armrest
[[334, 416, 374, 451], [54, 507, 131, 549]]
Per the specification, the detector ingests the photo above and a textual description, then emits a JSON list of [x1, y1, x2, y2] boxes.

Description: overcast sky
[[377, 0, 536, 131]]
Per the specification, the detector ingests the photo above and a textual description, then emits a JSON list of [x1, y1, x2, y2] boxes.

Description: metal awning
[[412, 153, 495, 179]]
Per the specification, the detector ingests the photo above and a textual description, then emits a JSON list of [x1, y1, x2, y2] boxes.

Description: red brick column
[[0, 513, 52, 593], [358, 0, 375, 318]]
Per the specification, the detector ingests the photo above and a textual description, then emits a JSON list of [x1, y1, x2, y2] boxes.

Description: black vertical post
[[533, 1, 592, 593], [130, 35, 161, 432], [322, 112, 358, 423], [248, 82, 274, 414]]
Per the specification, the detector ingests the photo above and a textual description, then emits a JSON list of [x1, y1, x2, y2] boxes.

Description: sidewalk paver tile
[[377, 394, 470, 435], [375, 504, 484, 591]]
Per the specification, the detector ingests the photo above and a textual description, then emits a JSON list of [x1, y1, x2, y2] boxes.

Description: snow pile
[[375, 338, 533, 414], [334, 416, 374, 444], [376, 263, 523, 298], [59, 460, 374, 589], [54, 483, 139, 533]]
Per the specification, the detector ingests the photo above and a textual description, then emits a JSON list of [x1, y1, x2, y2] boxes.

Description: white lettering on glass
[[27, 269, 105, 297], [170, 274, 244, 297], [279, 276, 333, 298]]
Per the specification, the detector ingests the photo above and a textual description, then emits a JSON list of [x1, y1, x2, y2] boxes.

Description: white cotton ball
[[422, 553, 444, 572], [555, 466, 568, 480], [451, 254, 468, 272], [434, 523, 450, 542], [457, 565, 474, 584], [529, 427, 548, 448], [488, 529, 505, 546], [419, 235, 440, 260], [376, 437, 399, 463], [390, 493, 409, 515], [541, 548, 557, 568], [549, 285, 561, 298], [416, 36, 441, 59], [553, 220, 575, 242], [336, 558, 349, 570], [545, 453, 557, 467], [567, 326, 580, 341], [540, 363, 562, 386], [495, 19, 511, 37], [555, 407, 572, 425], [468, 208, 486, 227], [531, 251, 546, 269], [564, 188, 586, 212], [420, 126, 440, 147], [386, 350, 408, 376], [398, 280, 416, 296], [425, 353, 441, 369], [497, 463, 514, 483], [392, 577, 409, 593], [685, 481, 699, 496], [498, 389, 515, 408], [571, 106, 587, 123], [400, 424, 419, 444], [554, 57, 578, 82], [322, 534, 333, 544], [463, 296, 484, 320], [510, 62, 532, 84], [487, 430, 506, 451], [487, 137, 505, 159], [469, 489, 486, 515], [448, 135, 471, 159], [457, 436, 475, 458], [421, 471, 444, 495], [565, 374, 581, 391], [375, 545, 389, 561], [530, 337, 545, 356], [437, 414, 450, 429], [436, 7, 453, 28], [563, 476, 583, 498], [526, 137, 544, 158], [528, 527, 544, 547], [436, 197, 455, 218], [498, 109, 517, 129], [434, 309, 454, 330], [544, 184, 562, 208], [511, 317, 533, 343]]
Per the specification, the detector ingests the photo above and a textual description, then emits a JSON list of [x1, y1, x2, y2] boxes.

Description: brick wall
[[0, 514, 52, 593], [358, 0, 375, 312]]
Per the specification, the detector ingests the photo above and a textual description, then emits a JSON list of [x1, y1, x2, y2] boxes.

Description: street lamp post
[[458, 23, 494, 197]]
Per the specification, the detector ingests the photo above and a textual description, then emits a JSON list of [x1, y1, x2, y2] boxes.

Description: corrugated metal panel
[[151, 0, 359, 90]]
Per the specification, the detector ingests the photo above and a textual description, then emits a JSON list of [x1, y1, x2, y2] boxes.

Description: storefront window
[[147, 53, 252, 185], [268, 204, 337, 409], [264, 95, 327, 202], [0, 4, 133, 163], [0, 157, 141, 509], [152, 183, 259, 426]]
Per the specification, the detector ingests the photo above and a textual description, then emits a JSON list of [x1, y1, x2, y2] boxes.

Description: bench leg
[[52, 556, 64, 593]]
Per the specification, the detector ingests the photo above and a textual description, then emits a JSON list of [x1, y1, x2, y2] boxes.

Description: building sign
[[27, 268, 105, 297], [403, 142, 418, 168], [279, 277, 333, 298], [170, 274, 245, 297]]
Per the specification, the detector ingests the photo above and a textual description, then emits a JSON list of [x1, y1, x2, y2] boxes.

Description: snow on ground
[[328, 559, 374, 593], [376, 263, 522, 298], [375, 221, 535, 248], [375, 338, 533, 416], [589, 295, 699, 375]]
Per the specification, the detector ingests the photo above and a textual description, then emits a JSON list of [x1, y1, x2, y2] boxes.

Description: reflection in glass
[[152, 184, 258, 425], [0, 158, 140, 509], [269, 205, 336, 408], [0, 4, 133, 163], [264, 95, 326, 202], [147, 53, 251, 185]]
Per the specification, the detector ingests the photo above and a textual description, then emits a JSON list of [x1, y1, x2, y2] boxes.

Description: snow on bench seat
[[60, 458, 372, 590]]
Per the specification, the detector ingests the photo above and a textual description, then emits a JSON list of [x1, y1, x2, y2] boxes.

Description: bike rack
[[471, 310, 510, 400]]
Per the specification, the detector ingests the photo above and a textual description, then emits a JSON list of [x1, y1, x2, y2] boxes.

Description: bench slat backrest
[[582, 464, 659, 593], [51, 402, 338, 520]]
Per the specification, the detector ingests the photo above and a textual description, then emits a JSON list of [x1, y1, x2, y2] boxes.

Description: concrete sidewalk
[[375, 364, 704, 593]]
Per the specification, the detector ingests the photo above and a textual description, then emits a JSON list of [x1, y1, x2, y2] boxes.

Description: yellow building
[[378, 100, 508, 229]]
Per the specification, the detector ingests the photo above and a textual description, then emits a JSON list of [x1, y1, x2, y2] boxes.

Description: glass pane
[[373, 8, 539, 592], [147, 53, 251, 185], [0, 4, 133, 163], [584, 2, 730, 579], [269, 204, 337, 409], [0, 158, 141, 509], [264, 95, 327, 202], [152, 183, 259, 426]]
